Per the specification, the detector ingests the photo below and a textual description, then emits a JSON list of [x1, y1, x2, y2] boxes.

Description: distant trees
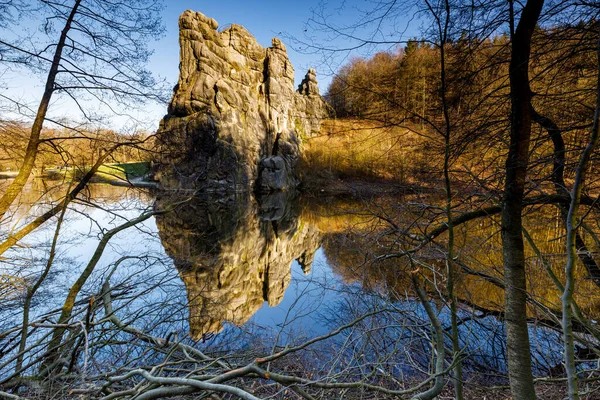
[[0, 124, 152, 173], [326, 40, 439, 124]]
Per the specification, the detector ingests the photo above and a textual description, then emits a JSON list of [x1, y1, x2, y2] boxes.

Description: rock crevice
[[155, 10, 329, 192]]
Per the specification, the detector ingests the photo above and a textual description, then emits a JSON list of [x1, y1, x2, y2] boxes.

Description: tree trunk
[[501, 1, 544, 399], [41, 210, 158, 372], [14, 189, 70, 374], [411, 273, 446, 400], [0, 0, 82, 221], [435, 0, 463, 395]]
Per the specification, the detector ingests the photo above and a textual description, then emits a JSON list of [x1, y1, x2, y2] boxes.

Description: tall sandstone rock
[[154, 10, 329, 192]]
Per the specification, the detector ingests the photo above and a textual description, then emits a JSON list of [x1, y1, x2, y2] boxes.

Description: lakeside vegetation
[[0, 121, 154, 186], [301, 119, 429, 187], [44, 162, 150, 183]]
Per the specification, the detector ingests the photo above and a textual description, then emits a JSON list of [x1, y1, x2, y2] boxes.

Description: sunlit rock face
[[154, 10, 329, 192], [154, 193, 322, 339]]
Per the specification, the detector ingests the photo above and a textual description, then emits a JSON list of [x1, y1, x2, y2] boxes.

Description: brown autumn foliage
[[300, 119, 436, 186], [315, 25, 600, 196]]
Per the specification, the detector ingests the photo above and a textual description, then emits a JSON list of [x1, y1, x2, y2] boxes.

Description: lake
[[1, 181, 598, 397]]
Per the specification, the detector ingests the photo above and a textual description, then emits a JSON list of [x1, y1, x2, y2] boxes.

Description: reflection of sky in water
[[247, 248, 342, 336], [2, 190, 172, 324]]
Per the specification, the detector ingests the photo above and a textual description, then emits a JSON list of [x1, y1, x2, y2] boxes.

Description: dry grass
[[301, 119, 440, 187]]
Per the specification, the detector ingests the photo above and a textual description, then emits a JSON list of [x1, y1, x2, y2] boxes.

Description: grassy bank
[[300, 119, 440, 193], [44, 161, 151, 184]]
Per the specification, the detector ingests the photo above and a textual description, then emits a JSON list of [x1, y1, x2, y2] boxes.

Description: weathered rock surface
[[154, 10, 329, 192], [154, 192, 322, 338]]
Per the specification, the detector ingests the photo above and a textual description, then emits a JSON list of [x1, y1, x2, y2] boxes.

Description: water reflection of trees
[[0, 179, 152, 226], [314, 195, 600, 378], [4, 185, 600, 398], [319, 199, 600, 317]]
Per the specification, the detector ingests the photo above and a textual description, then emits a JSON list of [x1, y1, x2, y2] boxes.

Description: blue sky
[[152, 1, 420, 98]]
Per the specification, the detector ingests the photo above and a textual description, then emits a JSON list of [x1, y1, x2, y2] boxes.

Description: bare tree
[[0, 0, 166, 221], [500, 1, 545, 398], [561, 24, 600, 400]]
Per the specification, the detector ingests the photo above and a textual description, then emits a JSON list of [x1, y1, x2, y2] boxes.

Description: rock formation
[[154, 10, 329, 192], [154, 192, 322, 339]]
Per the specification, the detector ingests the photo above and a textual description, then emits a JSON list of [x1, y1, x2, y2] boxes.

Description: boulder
[[258, 156, 288, 191]]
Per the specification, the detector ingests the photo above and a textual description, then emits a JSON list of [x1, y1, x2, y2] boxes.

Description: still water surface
[[2, 181, 595, 377]]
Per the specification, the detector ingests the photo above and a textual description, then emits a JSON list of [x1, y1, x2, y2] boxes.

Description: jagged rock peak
[[154, 10, 330, 192], [271, 37, 287, 52], [298, 68, 320, 96], [181, 9, 218, 30]]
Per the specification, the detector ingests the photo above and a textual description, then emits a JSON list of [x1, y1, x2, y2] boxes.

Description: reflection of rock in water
[[154, 192, 322, 339]]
